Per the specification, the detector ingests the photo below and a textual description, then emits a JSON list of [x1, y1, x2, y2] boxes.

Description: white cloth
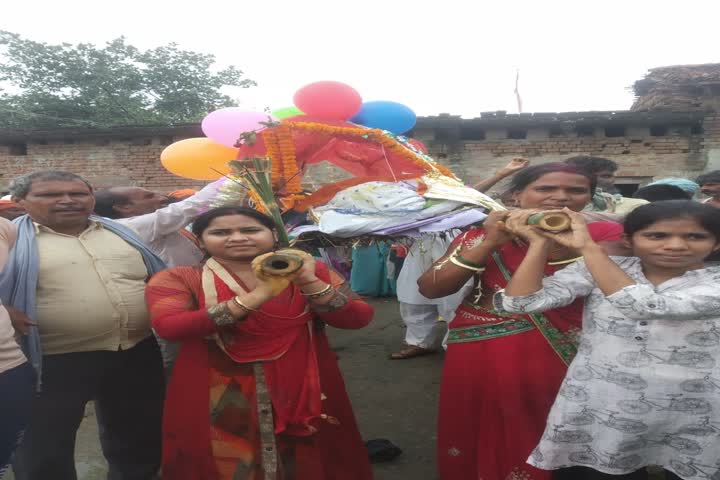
[[116, 179, 222, 267], [399, 303, 454, 350], [397, 232, 473, 350], [500, 257, 720, 479], [396, 231, 471, 307]]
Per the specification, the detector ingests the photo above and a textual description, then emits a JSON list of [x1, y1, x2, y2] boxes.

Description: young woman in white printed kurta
[[499, 201, 720, 480]]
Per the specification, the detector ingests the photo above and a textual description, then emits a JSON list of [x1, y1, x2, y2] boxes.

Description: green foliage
[[0, 31, 255, 128]]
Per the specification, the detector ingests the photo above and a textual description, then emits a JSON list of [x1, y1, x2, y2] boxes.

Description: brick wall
[[0, 136, 207, 193], [1, 114, 718, 194], [418, 120, 712, 191]]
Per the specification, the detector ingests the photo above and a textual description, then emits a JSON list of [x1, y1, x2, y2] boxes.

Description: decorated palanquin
[[216, 117, 502, 243]]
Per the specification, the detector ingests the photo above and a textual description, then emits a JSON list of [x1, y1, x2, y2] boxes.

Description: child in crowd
[[499, 201, 720, 480]]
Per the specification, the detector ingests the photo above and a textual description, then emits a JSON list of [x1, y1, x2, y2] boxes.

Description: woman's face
[[513, 172, 592, 211], [199, 214, 276, 261], [626, 217, 719, 271]]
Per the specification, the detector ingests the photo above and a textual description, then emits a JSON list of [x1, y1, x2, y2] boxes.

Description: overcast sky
[[3, 0, 719, 118]]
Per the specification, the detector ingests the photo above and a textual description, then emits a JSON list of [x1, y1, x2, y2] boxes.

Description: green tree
[[0, 31, 255, 128]]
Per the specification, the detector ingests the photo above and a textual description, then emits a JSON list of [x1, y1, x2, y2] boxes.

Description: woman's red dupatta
[[150, 262, 337, 479]]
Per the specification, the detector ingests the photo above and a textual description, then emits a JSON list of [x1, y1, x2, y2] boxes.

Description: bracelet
[[456, 255, 483, 269], [232, 296, 257, 313], [207, 303, 236, 327], [302, 284, 334, 299], [296, 278, 322, 287], [450, 255, 486, 272]]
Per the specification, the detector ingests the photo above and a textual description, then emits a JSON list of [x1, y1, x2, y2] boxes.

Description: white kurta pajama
[[500, 257, 720, 480], [396, 231, 472, 350]]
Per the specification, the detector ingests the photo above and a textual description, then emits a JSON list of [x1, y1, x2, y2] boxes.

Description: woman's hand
[[503, 209, 550, 245], [540, 209, 597, 252], [481, 210, 514, 248], [289, 251, 318, 286]]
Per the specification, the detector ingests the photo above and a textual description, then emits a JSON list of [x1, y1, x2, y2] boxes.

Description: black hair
[[696, 170, 720, 186], [9, 171, 93, 198], [94, 189, 130, 219], [632, 184, 691, 202], [504, 162, 597, 196], [563, 156, 618, 175], [191, 207, 276, 238], [624, 200, 720, 240]]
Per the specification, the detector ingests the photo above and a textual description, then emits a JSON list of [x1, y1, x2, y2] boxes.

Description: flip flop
[[389, 345, 435, 360]]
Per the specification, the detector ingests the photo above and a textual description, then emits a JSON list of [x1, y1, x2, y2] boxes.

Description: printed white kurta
[[500, 257, 720, 480]]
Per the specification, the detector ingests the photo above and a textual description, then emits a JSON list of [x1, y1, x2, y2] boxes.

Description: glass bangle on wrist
[[301, 284, 334, 299]]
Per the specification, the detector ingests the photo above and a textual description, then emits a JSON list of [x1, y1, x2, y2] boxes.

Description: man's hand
[[6, 306, 36, 336]]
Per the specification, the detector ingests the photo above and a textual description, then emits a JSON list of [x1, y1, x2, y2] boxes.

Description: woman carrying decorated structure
[[418, 163, 623, 480], [145, 206, 374, 480]]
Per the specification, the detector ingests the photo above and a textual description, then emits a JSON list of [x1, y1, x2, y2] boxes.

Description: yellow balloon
[[161, 137, 238, 180]]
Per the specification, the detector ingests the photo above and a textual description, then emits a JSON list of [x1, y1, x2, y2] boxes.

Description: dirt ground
[[6, 298, 445, 480]]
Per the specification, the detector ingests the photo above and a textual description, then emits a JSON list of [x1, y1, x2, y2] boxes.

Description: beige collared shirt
[[35, 221, 151, 355]]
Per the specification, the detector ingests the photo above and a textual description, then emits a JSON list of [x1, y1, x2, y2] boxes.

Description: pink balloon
[[201, 108, 275, 147]]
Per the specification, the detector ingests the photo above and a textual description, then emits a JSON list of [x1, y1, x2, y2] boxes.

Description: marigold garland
[[236, 119, 459, 215], [246, 189, 268, 214], [260, 125, 302, 195]]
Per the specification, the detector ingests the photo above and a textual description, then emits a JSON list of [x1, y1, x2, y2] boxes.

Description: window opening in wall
[[6, 143, 27, 156], [575, 126, 594, 137], [460, 127, 486, 140], [507, 129, 527, 140], [549, 126, 566, 138], [615, 183, 641, 197], [604, 126, 626, 137], [690, 124, 703, 135], [63, 139, 75, 144], [434, 129, 455, 142], [649, 125, 668, 137]]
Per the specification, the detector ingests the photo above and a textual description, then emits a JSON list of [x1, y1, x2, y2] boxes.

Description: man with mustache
[[697, 170, 720, 208], [0, 171, 166, 480]]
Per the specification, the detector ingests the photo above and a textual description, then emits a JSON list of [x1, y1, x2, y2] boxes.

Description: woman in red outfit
[[418, 163, 623, 480], [146, 207, 374, 480]]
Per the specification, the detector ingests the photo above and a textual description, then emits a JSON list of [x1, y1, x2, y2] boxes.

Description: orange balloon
[[160, 137, 238, 180]]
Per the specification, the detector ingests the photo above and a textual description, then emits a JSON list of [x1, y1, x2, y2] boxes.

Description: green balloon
[[272, 106, 304, 119]]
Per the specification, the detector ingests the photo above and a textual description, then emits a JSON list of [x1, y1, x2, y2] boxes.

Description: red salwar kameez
[[438, 222, 622, 480], [146, 260, 374, 480]]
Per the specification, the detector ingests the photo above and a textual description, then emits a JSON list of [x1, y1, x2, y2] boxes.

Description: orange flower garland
[[246, 189, 268, 214], [260, 125, 302, 194], [243, 119, 458, 213]]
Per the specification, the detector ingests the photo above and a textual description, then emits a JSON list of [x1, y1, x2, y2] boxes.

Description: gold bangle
[[232, 296, 257, 313], [449, 255, 486, 272], [302, 284, 334, 298]]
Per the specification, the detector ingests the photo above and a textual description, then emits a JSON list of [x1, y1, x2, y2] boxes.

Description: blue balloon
[[351, 101, 417, 134]]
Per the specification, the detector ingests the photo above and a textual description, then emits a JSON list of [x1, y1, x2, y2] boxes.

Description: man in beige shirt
[[4, 171, 165, 480]]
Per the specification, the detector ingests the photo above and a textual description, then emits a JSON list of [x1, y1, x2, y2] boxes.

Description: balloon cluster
[[161, 81, 418, 180]]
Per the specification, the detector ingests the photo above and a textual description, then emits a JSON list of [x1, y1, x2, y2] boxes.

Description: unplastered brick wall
[[0, 136, 207, 193], [421, 126, 708, 187]]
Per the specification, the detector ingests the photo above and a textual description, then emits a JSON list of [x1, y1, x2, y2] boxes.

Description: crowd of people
[[0, 157, 718, 480]]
